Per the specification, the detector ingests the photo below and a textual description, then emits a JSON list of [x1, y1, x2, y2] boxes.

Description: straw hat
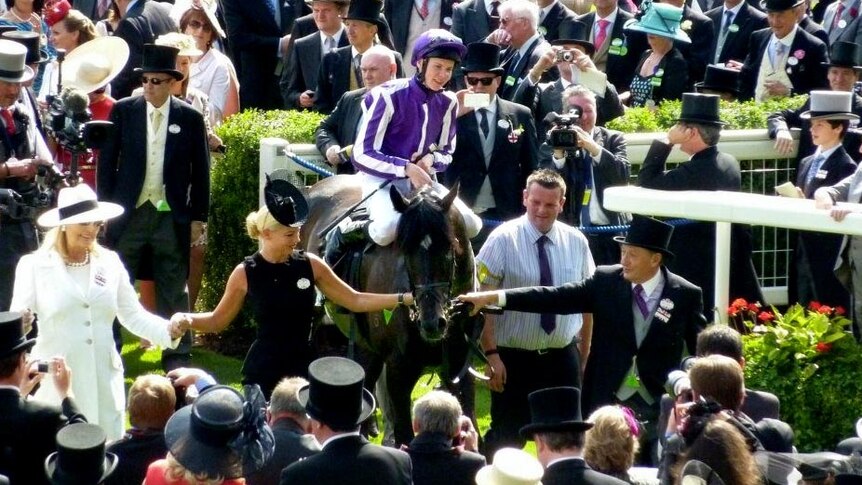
[[62, 37, 130, 93], [475, 448, 544, 485], [37, 184, 124, 227]]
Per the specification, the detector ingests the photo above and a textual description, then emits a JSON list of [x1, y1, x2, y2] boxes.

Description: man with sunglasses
[[444, 42, 538, 247], [98, 44, 210, 371]]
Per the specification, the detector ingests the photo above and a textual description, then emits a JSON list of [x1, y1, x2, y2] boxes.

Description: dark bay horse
[[302, 175, 479, 445]]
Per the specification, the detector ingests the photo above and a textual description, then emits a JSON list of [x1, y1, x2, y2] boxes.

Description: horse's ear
[[390, 185, 410, 213], [440, 181, 459, 212]]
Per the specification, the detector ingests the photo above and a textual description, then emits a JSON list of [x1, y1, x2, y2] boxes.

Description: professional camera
[[665, 370, 692, 401], [45, 87, 114, 154], [555, 49, 576, 63], [544, 106, 583, 149]]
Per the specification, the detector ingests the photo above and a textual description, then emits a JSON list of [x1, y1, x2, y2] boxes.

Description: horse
[[302, 175, 480, 446]]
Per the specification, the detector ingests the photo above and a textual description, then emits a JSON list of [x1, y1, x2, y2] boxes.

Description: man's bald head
[[361, 45, 397, 89]]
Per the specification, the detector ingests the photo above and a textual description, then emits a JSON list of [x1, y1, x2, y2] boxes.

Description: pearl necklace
[[7, 8, 39, 30], [65, 250, 90, 268]]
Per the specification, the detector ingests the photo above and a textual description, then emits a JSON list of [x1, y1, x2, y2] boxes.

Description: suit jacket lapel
[[614, 271, 638, 351], [491, 98, 509, 161], [474, 0, 491, 33]]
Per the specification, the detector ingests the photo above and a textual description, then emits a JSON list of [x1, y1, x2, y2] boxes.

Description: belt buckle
[[536, 348, 549, 356]]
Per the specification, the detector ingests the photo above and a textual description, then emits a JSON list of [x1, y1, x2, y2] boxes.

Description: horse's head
[[391, 183, 463, 342]]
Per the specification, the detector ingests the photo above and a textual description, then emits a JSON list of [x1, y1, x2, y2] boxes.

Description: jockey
[[327, 29, 482, 261]]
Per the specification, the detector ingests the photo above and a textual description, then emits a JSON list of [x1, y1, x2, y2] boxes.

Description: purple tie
[[537, 235, 555, 334], [634, 284, 649, 319]]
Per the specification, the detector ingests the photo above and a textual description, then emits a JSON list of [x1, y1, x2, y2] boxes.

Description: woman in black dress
[[175, 177, 413, 398]]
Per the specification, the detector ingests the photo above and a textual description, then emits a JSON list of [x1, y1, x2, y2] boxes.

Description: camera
[[665, 370, 692, 400], [555, 49, 576, 63], [46, 88, 114, 154], [35, 360, 55, 373], [545, 106, 583, 149]]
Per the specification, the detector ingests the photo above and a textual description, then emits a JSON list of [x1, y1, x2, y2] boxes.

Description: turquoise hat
[[625, 2, 691, 44]]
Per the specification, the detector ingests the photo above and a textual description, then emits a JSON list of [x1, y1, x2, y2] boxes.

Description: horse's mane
[[395, 188, 460, 255]]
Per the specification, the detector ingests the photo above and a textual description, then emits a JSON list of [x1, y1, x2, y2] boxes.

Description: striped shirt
[[477, 215, 595, 350]]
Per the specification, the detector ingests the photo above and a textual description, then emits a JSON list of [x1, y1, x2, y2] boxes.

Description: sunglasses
[[187, 19, 213, 32], [466, 76, 497, 86], [141, 76, 173, 85]]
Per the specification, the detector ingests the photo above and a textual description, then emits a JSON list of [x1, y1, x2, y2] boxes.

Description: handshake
[[168, 313, 194, 340]]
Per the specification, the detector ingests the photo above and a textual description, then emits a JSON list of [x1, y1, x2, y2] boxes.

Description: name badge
[[816, 169, 828, 179], [505, 75, 516, 86]]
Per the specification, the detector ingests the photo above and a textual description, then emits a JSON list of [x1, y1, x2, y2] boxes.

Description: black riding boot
[[324, 219, 371, 269]]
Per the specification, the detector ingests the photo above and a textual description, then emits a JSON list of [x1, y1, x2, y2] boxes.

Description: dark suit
[[676, 6, 714, 88], [512, 78, 625, 140], [738, 27, 829, 101], [406, 432, 486, 485], [578, 9, 648, 93], [539, 1, 578, 43], [451, 0, 495, 46], [110, 0, 176, 99], [790, 147, 856, 310], [633, 48, 688, 105], [498, 36, 557, 101], [386, 0, 456, 55], [281, 31, 349, 109], [223, 0, 309, 109], [706, 2, 767, 65], [444, 98, 539, 221], [314, 46, 404, 114], [279, 434, 412, 485], [315, 87, 368, 175], [637, 141, 763, 320], [247, 418, 321, 485], [0, 388, 86, 485], [800, 15, 830, 45], [287, 13, 397, 53], [104, 429, 168, 485], [543, 458, 630, 485], [503, 265, 706, 415]]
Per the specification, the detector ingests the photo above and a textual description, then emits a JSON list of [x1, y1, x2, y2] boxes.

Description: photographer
[[543, 84, 629, 265], [405, 390, 486, 485], [0, 39, 56, 311]]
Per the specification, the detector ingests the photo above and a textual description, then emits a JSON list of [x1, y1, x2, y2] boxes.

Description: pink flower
[[731, 298, 748, 309], [808, 301, 822, 311], [748, 303, 761, 313], [728, 306, 738, 317], [817, 305, 833, 315], [794, 49, 805, 60], [851, 7, 859, 18]]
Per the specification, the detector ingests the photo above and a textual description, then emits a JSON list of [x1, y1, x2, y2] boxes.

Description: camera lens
[[562, 51, 574, 62]]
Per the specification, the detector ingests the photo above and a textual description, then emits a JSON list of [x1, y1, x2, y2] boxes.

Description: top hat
[[694, 64, 740, 95], [342, 0, 384, 28], [165, 385, 275, 479], [62, 37, 130, 94], [760, 0, 804, 11], [1, 32, 46, 69], [519, 387, 593, 439], [0, 311, 35, 359], [475, 448, 544, 485], [44, 423, 118, 485], [613, 215, 674, 258], [133, 44, 183, 80], [675, 92, 726, 126], [461, 42, 504, 74], [0, 39, 33, 83], [552, 19, 595, 56], [37, 184, 124, 228], [44, 0, 72, 27], [297, 356, 376, 429], [264, 171, 309, 227], [625, 2, 690, 43], [824, 41, 862, 70], [801, 91, 860, 121], [156, 32, 203, 57]]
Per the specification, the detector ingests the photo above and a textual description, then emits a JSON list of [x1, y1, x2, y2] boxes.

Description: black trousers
[[483, 340, 580, 459], [0, 218, 38, 311]]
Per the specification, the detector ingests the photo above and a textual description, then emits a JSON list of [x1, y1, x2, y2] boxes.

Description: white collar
[[773, 26, 797, 46], [547, 456, 585, 468], [597, 7, 619, 23], [321, 431, 361, 449], [632, 268, 663, 298], [723, 1, 744, 15], [814, 144, 841, 160]]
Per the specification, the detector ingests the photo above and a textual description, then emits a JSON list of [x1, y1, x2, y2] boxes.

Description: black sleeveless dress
[[241, 250, 316, 398]]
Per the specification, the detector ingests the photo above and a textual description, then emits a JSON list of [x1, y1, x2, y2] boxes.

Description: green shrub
[[736, 299, 862, 451], [201, 109, 325, 356], [607, 95, 808, 132]]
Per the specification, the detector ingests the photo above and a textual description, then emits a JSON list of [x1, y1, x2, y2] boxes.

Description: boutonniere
[[659, 298, 675, 311], [793, 49, 805, 60], [680, 19, 692, 30], [168, 124, 181, 134], [852, 7, 859, 18]]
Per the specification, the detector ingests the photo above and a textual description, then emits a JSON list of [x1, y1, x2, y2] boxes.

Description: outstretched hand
[[455, 291, 501, 316]]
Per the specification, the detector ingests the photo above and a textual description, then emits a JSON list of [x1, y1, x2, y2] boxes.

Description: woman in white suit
[[10, 184, 186, 441]]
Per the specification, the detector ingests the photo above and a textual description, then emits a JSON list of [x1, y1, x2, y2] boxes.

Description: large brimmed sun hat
[[625, 1, 691, 43], [62, 37, 130, 93], [37, 184, 124, 228], [475, 448, 544, 485], [0, 39, 34, 83]]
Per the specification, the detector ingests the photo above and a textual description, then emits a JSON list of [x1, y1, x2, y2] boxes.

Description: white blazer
[[11, 247, 175, 441]]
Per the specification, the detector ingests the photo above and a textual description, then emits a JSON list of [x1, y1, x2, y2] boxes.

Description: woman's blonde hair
[[164, 453, 225, 485], [39, 226, 104, 260], [245, 205, 282, 240], [584, 405, 639, 476]]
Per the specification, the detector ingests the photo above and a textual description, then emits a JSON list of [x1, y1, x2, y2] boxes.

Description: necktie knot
[[633, 284, 650, 318], [723, 10, 734, 32], [805, 153, 827, 187]]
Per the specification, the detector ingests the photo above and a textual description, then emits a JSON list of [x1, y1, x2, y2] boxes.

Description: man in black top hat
[[110, 0, 175, 99], [2, 30, 47, 135], [279, 356, 413, 485], [0, 312, 87, 485], [98, 44, 210, 371], [694, 64, 741, 100], [638, 93, 762, 323], [521, 387, 627, 485], [45, 423, 118, 485], [445, 41, 539, 240], [313, 0, 404, 114], [459, 215, 705, 465]]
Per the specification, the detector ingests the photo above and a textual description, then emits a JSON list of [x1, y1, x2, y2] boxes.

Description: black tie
[[508, 51, 521, 78], [479, 108, 490, 138], [354, 54, 363, 87], [537, 235, 556, 334]]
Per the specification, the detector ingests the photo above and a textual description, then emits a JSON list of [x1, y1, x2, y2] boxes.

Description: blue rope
[[282, 152, 699, 235]]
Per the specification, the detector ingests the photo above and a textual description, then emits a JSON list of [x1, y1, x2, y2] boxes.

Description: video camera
[[45, 87, 113, 154], [544, 106, 583, 149], [665, 356, 698, 400]]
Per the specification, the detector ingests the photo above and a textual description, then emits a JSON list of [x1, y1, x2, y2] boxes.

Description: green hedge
[[201, 109, 325, 356], [606, 96, 808, 133]]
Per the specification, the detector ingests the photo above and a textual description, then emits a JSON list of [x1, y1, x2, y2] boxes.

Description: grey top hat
[[0, 39, 33, 83], [801, 91, 860, 121]]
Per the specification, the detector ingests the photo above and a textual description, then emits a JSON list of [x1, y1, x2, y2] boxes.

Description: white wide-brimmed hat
[[475, 448, 544, 485], [156, 32, 203, 57], [37, 184, 124, 227], [62, 37, 130, 93], [172, 0, 226, 39], [0, 39, 34, 83]]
